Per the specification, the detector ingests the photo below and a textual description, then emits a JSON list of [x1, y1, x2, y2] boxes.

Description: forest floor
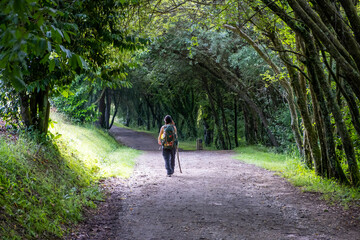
[[68, 126, 360, 240]]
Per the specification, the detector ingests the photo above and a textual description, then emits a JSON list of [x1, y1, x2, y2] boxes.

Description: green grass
[[234, 145, 360, 206], [0, 135, 100, 239], [176, 140, 218, 151], [177, 141, 197, 151], [52, 113, 140, 178], [0, 113, 140, 239], [234, 145, 288, 171]]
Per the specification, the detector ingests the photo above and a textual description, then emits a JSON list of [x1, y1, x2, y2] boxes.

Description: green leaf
[[54, 134, 62, 139], [47, 41, 52, 52], [38, 38, 48, 55], [61, 90, 69, 98], [40, 53, 50, 64], [37, 16, 44, 27], [59, 45, 72, 58], [63, 31, 71, 43], [14, 0, 26, 19], [78, 56, 88, 69], [11, 75, 26, 91], [51, 25, 62, 43], [74, 55, 85, 70], [70, 55, 78, 68], [56, 28, 64, 39], [49, 60, 55, 72]]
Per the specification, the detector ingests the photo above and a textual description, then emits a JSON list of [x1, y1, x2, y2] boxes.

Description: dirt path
[[69, 126, 360, 240]]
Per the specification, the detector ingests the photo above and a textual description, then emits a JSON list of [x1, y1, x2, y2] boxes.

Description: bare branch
[[268, 47, 306, 57]]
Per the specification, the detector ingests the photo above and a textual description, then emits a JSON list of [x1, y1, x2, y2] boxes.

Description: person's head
[[164, 115, 173, 124]]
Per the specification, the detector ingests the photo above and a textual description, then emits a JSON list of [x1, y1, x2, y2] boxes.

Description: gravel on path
[[68, 126, 360, 240]]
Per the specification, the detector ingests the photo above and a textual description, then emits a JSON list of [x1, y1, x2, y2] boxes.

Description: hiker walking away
[[158, 115, 178, 177]]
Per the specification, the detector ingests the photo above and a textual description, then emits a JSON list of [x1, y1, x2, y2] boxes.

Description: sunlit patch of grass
[[100, 148, 137, 178], [234, 145, 360, 205], [51, 113, 140, 179], [234, 145, 287, 171]]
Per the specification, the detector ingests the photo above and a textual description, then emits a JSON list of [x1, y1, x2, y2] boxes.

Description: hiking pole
[[177, 146, 182, 173]]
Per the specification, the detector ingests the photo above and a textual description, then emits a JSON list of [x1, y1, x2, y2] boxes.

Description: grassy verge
[[53, 114, 140, 178], [234, 145, 360, 207], [177, 141, 217, 151], [0, 113, 140, 239]]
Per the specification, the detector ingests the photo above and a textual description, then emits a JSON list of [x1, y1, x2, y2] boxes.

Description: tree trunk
[[146, 106, 151, 131], [320, 48, 360, 138], [196, 55, 279, 147], [269, 0, 360, 184], [109, 91, 120, 130], [144, 96, 157, 129], [303, 130, 313, 168], [309, 84, 328, 177], [309, 51, 360, 185], [105, 88, 111, 129], [234, 98, 239, 148], [19, 87, 50, 136], [266, 10, 349, 182], [38, 87, 50, 134], [217, 89, 232, 149], [340, 0, 360, 45], [203, 105, 213, 146], [303, 34, 350, 184], [336, 73, 360, 138], [203, 77, 227, 150], [203, 120, 213, 146], [285, 0, 360, 101], [269, 30, 322, 173], [310, 0, 360, 69], [98, 89, 106, 128], [242, 104, 257, 145], [19, 92, 31, 127], [224, 24, 301, 149]]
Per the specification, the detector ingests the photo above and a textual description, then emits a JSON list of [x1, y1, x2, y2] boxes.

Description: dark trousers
[[162, 148, 176, 175]]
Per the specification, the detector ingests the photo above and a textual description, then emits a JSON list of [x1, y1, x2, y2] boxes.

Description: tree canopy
[[1, 0, 360, 186]]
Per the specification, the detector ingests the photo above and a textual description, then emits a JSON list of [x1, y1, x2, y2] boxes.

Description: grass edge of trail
[[234, 145, 360, 207], [0, 113, 140, 239], [52, 113, 141, 179]]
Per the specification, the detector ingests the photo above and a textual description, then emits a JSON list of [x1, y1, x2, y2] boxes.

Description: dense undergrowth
[[234, 145, 360, 207], [0, 113, 140, 239]]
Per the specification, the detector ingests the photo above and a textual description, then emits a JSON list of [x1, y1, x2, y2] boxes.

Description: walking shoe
[[167, 174, 172, 177]]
